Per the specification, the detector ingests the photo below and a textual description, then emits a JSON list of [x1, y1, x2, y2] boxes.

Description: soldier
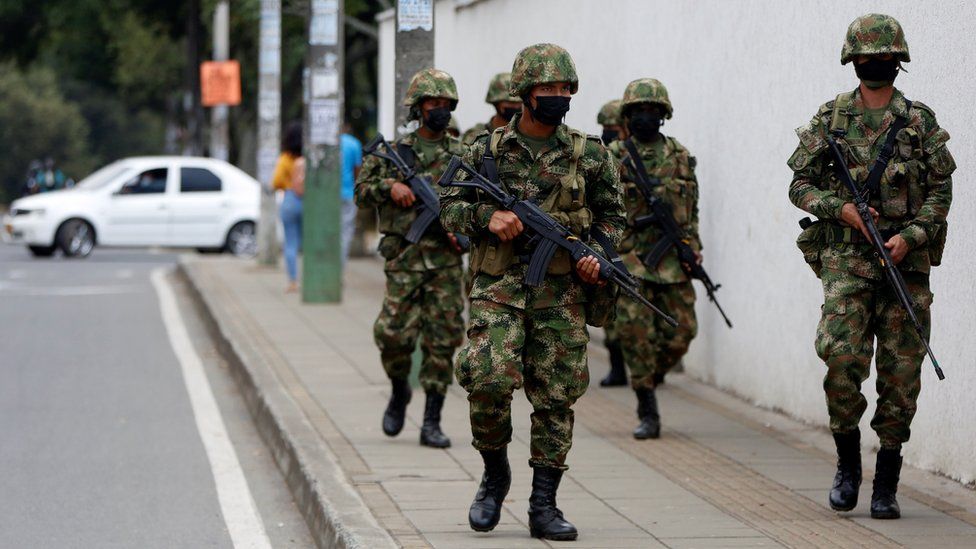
[[441, 44, 624, 541], [595, 98, 629, 387], [354, 68, 467, 450], [788, 14, 953, 519], [597, 99, 626, 145], [609, 78, 701, 440], [460, 72, 523, 145]]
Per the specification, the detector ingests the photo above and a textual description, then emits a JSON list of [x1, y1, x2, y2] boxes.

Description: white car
[[5, 156, 260, 258]]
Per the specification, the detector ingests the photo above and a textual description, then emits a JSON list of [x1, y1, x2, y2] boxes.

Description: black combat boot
[[871, 447, 903, 519], [419, 391, 451, 448], [599, 340, 627, 386], [828, 429, 862, 511], [468, 448, 511, 532], [528, 467, 578, 541], [633, 387, 661, 440], [381, 377, 411, 437]]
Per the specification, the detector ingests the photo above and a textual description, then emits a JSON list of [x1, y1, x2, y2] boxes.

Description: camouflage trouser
[[373, 266, 465, 395], [456, 299, 590, 470], [616, 279, 697, 390], [816, 268, 932, 448], [603, 318, 620, 346]]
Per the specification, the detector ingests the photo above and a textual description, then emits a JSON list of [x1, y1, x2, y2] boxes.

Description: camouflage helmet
[[402, 68, 459, 109], [597, 99, 623, 126], [485, 72, 521, 104], [841, 14, 910, 65], [621, 78, 673, 119], [509, 43, 579, 98]]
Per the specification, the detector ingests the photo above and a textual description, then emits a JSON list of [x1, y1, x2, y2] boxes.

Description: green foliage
[[0, 65, 94, 203]]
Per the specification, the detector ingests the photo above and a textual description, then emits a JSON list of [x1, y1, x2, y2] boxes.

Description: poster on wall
[[397, 0, 433, 32]]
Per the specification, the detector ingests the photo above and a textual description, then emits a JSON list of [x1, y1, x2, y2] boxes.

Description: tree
[[0, 65, 94, 202]]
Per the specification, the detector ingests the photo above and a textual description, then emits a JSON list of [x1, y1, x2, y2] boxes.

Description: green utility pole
[[302, 0, 343, 303]]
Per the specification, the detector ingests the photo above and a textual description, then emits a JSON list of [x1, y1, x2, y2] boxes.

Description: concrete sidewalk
[[181, 256, 976, 549]]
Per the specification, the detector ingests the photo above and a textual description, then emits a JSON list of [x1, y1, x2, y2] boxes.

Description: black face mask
[[628, 112, 662, 142], [527, 95, 571, 126], [601, 128, 619, 146], [854, 58, 899, 89], [424, 107, 452, 132], [498, 106, 520, 122]]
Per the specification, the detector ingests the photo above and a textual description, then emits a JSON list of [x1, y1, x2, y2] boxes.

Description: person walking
[[441, 44, 625, 541], [355, 68, 467, 450], [340, 124, 363, 266], [273, 122, 304, 293], [788, 14, 954, 519]]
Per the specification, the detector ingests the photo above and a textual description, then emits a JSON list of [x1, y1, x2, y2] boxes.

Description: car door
[[166, 165, 227, 246], [100, 165, 172, 246]]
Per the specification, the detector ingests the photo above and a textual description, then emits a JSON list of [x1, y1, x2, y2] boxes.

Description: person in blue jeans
[[340, 124, 363, 266], [273, 122, 304, 292]]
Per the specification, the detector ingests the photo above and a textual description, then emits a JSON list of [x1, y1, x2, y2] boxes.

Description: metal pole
[[394, 0, 434, 134], [302, 0, 343, 303], [210, 1, 230, 161], [256, 0, 282, 265]]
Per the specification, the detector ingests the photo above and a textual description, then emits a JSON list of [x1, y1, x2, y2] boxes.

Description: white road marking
[[151, 268, 272, 549], [0, 281, 143, 296]]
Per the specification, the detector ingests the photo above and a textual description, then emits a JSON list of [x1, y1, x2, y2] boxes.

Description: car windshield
[[75, 163, 131, 191]]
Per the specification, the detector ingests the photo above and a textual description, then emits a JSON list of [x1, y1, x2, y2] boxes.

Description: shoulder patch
[[911, 99, 936, 118]]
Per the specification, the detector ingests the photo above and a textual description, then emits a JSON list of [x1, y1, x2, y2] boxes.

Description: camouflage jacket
[[788, 88, 954, 278], [355, 131, 467, 272], [440, 114, 626, 310], [461, 122, 489, 145], [609, 136, 701, 284]]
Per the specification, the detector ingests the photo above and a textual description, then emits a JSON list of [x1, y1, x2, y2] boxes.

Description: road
[[0, 244, 312, 548]]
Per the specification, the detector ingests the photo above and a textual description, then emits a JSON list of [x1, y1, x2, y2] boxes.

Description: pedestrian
[[597, 99, 626, 146], [441, 43, 625, 541], [460, 72, 522, 145], [608, 78, 701, 440], [340, 123, 363, 266], [355, 68, 466, 450], [595, 98, 629, 387], [788, 14, 953, 519], [273, 121, 304, 293]]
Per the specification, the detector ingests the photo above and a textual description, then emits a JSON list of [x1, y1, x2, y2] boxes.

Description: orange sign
[[200, 60, 242, 107]]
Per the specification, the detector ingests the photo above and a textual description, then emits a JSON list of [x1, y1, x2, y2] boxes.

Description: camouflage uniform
[[461, 72, 522, 145], [441, 48, 625, 470], [789, 22, 953, 449], [355, 69, 466, 397], [610, 79, 700, 391]]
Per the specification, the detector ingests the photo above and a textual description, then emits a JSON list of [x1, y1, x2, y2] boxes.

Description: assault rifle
[[826, 133, 945, 380], [364, 134, 452, 245], [621, 142, 732, 328], [438, 155, 678, 327]]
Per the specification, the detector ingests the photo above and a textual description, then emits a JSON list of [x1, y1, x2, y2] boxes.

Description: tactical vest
[[470, 127, 593, 276]]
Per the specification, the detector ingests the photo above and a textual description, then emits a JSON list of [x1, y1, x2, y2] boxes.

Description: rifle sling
[[623, 139, 658, 195], [850, 100, 912, 199]]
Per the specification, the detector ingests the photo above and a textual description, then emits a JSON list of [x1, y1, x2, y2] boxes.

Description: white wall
[[379, 0, 976, 484]]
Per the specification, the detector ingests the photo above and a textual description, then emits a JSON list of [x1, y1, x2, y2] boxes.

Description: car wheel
[[28, 244, 57, 257], [56, 219, 95, 258], [225, 221, 257, 257]]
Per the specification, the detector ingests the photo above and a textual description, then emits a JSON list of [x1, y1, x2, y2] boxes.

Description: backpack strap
[[829, 90, 855, 136], [489, 126, 505, 158]]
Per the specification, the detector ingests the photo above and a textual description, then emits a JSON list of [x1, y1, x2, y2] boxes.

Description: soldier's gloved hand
[[840, 202, 879, 240], [488, 210, 523, 242], [884, 234, 909, 265], [575, 255, 604, 285], [390, 181, 416, 207]]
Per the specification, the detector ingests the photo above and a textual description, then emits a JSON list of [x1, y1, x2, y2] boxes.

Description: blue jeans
[[279, 190, 303, 282]]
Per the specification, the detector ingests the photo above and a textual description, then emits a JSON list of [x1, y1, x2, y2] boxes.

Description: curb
[[177, 259, 397, 549]]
